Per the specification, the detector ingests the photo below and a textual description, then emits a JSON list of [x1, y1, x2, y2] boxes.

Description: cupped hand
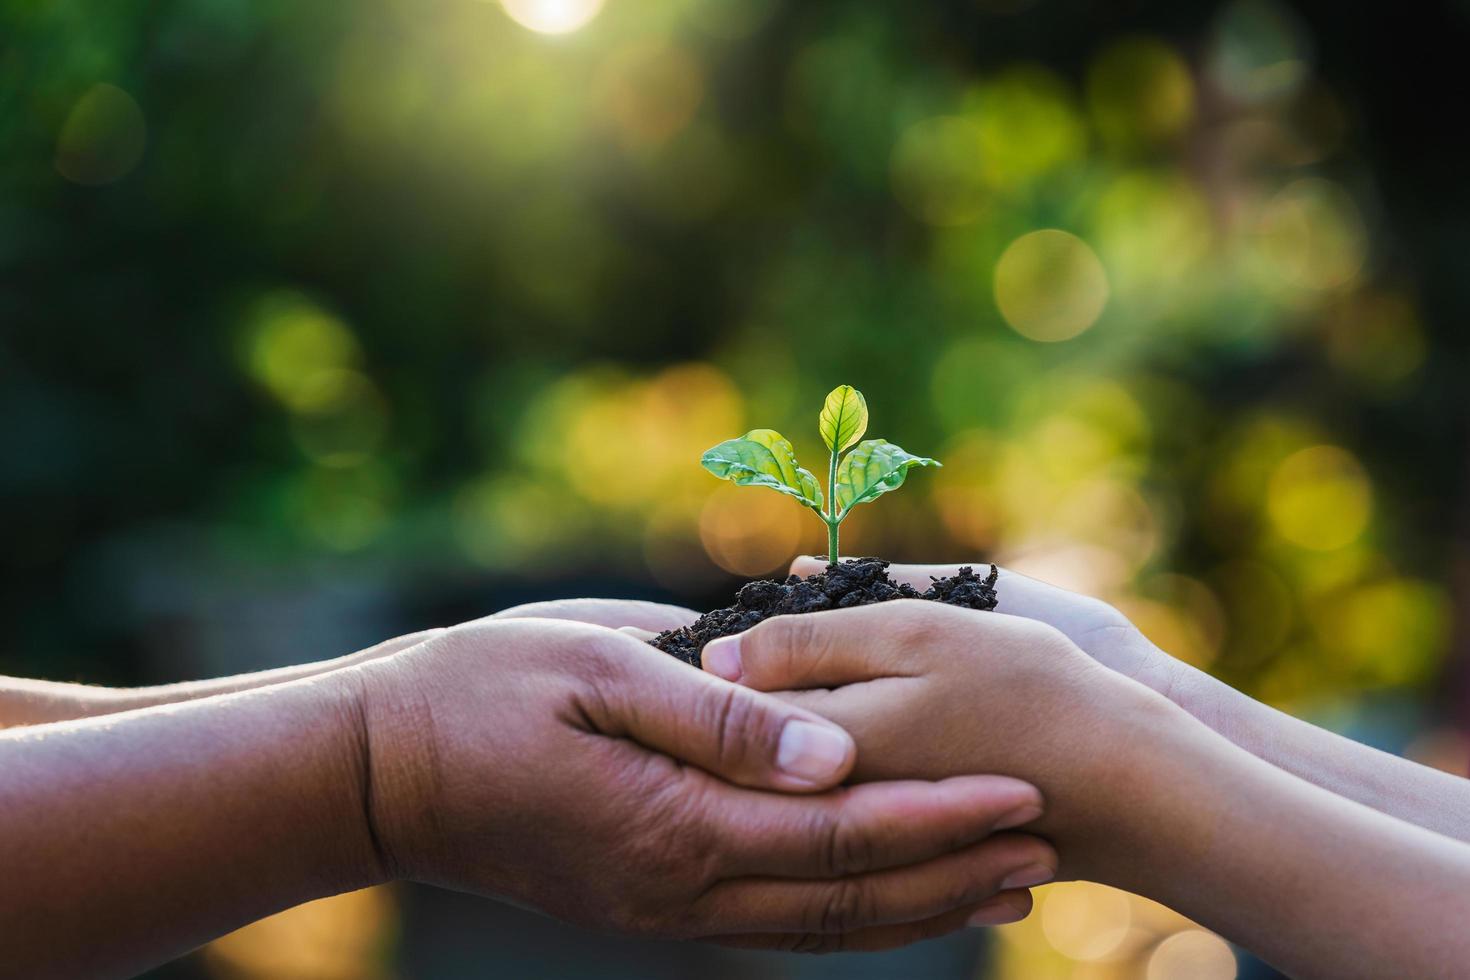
[[788, 556, 1186, 708], [350, 618, 1056, 951], [701, 599, 1174, 880]]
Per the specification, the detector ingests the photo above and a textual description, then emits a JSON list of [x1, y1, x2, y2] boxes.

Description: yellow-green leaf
[[701, 429, 824, 509], [818, 385, 869, 453], [834, 439, 940, 515]]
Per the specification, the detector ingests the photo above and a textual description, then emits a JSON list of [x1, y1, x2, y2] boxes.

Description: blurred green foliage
[[3, 0, 1468, 721], [7, 1, 1470, 978]]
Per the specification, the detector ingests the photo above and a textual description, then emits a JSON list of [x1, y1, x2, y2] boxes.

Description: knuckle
[[822, 806, 879, 877], [747, 613, 823, 686], [705, 685, 764, 774], [814, 879, 875, 936], [1075, 596, 1134, 633], [887, 598, 946, 643]]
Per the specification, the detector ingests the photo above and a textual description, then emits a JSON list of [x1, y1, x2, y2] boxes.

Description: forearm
[[1084, 698, 1470, 979], [1168, 660, 1470, 843], [0, 671, 383, 979], [0, 630, 439, 728]]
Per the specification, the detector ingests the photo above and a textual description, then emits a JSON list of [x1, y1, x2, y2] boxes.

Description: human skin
[[0, 598, 696, 728], [0, 615, 1056, 979], [790, 556, 1470, 844], [703, 599, 1470, 979]]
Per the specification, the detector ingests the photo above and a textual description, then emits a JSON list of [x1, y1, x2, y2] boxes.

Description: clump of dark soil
[[652, 558, 999, 668]]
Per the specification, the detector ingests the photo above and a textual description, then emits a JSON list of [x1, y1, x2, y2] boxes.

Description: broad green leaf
[[818, 385, 869, 453], [834, 439, 940, 515], [701, 429, 824, 509]]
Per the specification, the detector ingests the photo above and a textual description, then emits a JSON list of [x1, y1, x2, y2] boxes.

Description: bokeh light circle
[[1146, 929, 1237, 980], [700, 483, 805, 577], [994, 230, 1109, 341], [1266, 444, 1372, 551], [499, 0, 604, 35], [54, 83, 147, 185], [890, 116, 989, 226], [1039, 882, 1133, 960]]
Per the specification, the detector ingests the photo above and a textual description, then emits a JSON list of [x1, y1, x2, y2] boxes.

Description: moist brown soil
[[652, 557, 999, 668]]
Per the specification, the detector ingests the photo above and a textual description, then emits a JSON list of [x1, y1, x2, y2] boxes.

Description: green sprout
[[700, 385, 940, 566]]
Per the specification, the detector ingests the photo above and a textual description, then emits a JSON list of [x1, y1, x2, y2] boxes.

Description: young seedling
[[700, 385, 940, 566]]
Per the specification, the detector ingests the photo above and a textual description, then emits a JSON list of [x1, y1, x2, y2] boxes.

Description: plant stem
[[826, 448, 840, 565]]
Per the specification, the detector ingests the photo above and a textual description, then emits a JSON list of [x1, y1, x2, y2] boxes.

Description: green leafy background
[[4, 0, 1469, 976]]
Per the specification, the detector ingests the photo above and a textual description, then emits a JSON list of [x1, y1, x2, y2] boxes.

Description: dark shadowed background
[[5, 0, 1469, 976]]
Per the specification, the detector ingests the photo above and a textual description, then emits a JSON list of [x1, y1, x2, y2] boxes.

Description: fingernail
[[1000, 863, 1055, 890], [967, 900, 1025, 928], [776, 720, 851, 784], [702, 635, 742, 681], [993, 802, 1043, 830]]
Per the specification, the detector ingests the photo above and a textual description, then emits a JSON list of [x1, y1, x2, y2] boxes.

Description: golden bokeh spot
[[1146, 928, 1238, 980], [699, 482, 805, 577], [1002, 541, 1131, 598], [1087, 38, 1196, 152], [967, 66, 1086, 190], [204, 886, 394, 980], [1310, 578, 1448, 687], [55, 83, 147, 186], [1252, 178, 1367, 294], [1266, 445, 1371, 551], [543, 362, 744, 511], [599, 42, 705, 151], [498, 0, 605, 35], [1203, 414, 1320, 548], [1039, 882, 1133, 961], [1115, 594, 1219, 670], [890, 115, 989, 226], [243, 291, 364, 413], [994, 230, 1109, 341]]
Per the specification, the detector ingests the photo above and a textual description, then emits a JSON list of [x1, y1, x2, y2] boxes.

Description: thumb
[[595, 634, 858, 793]]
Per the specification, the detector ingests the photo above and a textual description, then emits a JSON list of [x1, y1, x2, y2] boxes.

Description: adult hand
[[699, 599, 1171, 882], [353, 618, 1056, 951]]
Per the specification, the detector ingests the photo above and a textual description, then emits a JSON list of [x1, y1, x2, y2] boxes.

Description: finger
[[708, 773, 1044, 877], [701, 603, 930, 690], [617, 626, 659, 642], [352, 628, 445, 660], [701, 889, 1033, 952], [693, 833, 1055, 935], [586, 632, 857, 792], [489, 598, 699, 632]]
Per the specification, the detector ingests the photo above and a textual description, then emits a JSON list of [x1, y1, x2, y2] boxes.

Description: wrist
[[275, 668, 398, 896], [343, 653, 445, 886], [1051, 676, 1208, 882]]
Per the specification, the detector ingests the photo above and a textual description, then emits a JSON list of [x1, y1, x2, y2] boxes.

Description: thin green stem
[[826, 448, 840, 565]]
